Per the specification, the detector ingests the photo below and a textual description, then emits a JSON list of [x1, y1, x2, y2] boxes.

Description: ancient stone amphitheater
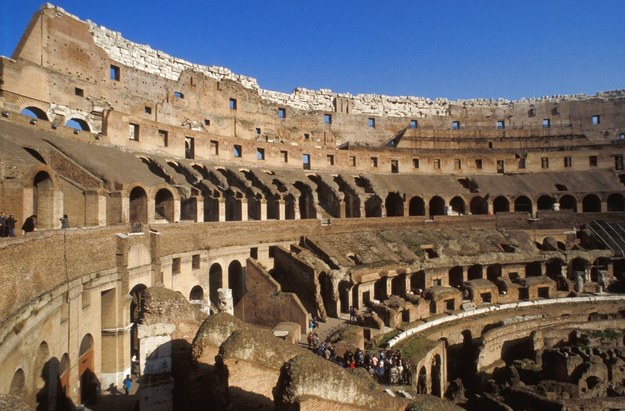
[[1, 4, 625, 411]]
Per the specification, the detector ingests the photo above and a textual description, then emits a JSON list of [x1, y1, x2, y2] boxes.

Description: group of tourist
[[0, 213, 70, 237], [306, 334, 413, 386]]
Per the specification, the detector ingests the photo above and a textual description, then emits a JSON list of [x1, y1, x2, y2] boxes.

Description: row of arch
[[22, 107, 92, 131], [9, 334, 94, 408]]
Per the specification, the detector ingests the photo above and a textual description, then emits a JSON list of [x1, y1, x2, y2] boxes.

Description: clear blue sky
[[1, 1, 624, 100]]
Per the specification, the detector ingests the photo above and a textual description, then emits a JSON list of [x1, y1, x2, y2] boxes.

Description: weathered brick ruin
[[1, 3, 625, 410]]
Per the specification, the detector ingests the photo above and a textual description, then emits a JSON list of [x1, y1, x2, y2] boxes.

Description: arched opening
[[155, 188, 175, 222], [409, 196, 426, 216], [449, 196, 465, 215], [570, 257, 590, 281], [385, 192, 404, 217], [284, 194, 296, 220], [410, 270, 426, 292], [582, 194, 601, 213], [591, 257, 611, 282], [209, 263, 223, 308], [537, 195, 554, 210], [514, 196, 533, 214], [559, 194, 577, 212], [470, 196, 488, 215], [487, 264, 502, 283], [224, 191, 242, 221], [34, 342, 50, 393], [228, 260, 245, 308], [22, 106, 49, 121], [374, 277, 387, 301], [607, 193, 625, 211], [129, 284, 147, 373], [431, 355, 442, 397], [545, 259, 564, 280], [526, 261, 542, 277], [449, 266, 464, 288], [129, 186, 148, 224], [59, 354, 70, 400], [9, 369, 26, 397], [391, 275, 406, 296], [418, 366, 428, 394], [78, 334, 96, 405], [33, 170, 54, 229], [429, 196, 445, 217], [318, 272, 335, 317], [189, 285, 204, 302], [365, 195, 383, 217], [493, 196, 510, 213], [294, 182, 316, 219], [467, 265, 483, 281], [66, 118, 90, 131]]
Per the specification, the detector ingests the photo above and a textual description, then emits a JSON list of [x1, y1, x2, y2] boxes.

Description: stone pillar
[[173, 197, 181, 223], [294, 197, 301, 220], [574, 271, 585, 293], [278, 199, 285, 221], [98, 193, 107, 226], [218, 197, 226, 222], [260, 199, 267, 221], [240, 198, 248, 222], [487, 200, 494, 216], [195, 196, 204, 223], [340, 199, 347, 219], [403, 202, 410, 217], [137, 323, 175, 411], [217, 288, 234, 315], [147, 198, 156, 224]]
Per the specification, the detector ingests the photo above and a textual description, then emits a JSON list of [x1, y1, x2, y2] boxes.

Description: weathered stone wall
[[240, 259, 309, 334]]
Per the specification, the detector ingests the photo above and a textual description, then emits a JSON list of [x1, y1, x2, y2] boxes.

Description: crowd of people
[[306, 329, 413, 386], [0, 213, 70, 237]]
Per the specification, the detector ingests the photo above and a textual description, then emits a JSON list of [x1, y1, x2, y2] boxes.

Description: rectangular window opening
[[410, 120, 418, 129], [158, 129, 168, 147], [589, 156, 598, 167], [454, 159, 462, 169], [543, 118, 550, 128], [368, 118, 375, 128], [475, 159, 483, 169], [109, 64, 120, 81], [129, 123, 139, 141], [303, 133, 310, 140], [303, 154, 311, 170], [434, 159, 441, 169], [496, 120, 505, 129], [278, 108, 286, 119], [144, 106, 152, 114], [371, 157, 378, 168], [592, 115, 600, 126], [74, 87, 84, 97], [233, 144, 242, 158], [250, 247, 258, 259], [541, 157, 549, 169], [452, 121, 460, 130], [615, 155, 624, 171], [229, 98, 237, 110], [564, 156, 572, 168], [349, 156, 356, 167], [174, 91, 184, 99], [327, 155, 335, 166], [210, 140, 219, 156], [413, 158, 420, 169], [256, 147, 265, 160], [497, 160, 505, 174], [281, 150, 288, 163], [256, 128, 261, 135], [185, 137, 195, 159], [204, 119, 210, 126], [192, 254, 200, 269], [172, 257, 181, 274], [391, 159, 399, 174], [324, 114, 332, 124]]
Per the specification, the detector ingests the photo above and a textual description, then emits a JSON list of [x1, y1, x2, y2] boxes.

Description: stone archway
[[385, 192, 404, 217], [10, 369, 26, 397], [429, 196, 445, 217], [78, 334, 95, 405], [449, 196, 465, 215], [514, 196, 532, 214], [365, 195, 383, 217], [22, 106, 49, 121], [470, 196, 488, 215], [409, 196, 426, 216], [607, 193, 625, 211], [559, 194, 577, 212], [228, 260, 245, 308], [155, 188, 174, 222], [537, 195, 554, 210], [33, 170, 55, 229], [209, 263, 224, 308], [493, 196, 510, 213], [582, 194, 601, 212], [129, 186, 148, 224]]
